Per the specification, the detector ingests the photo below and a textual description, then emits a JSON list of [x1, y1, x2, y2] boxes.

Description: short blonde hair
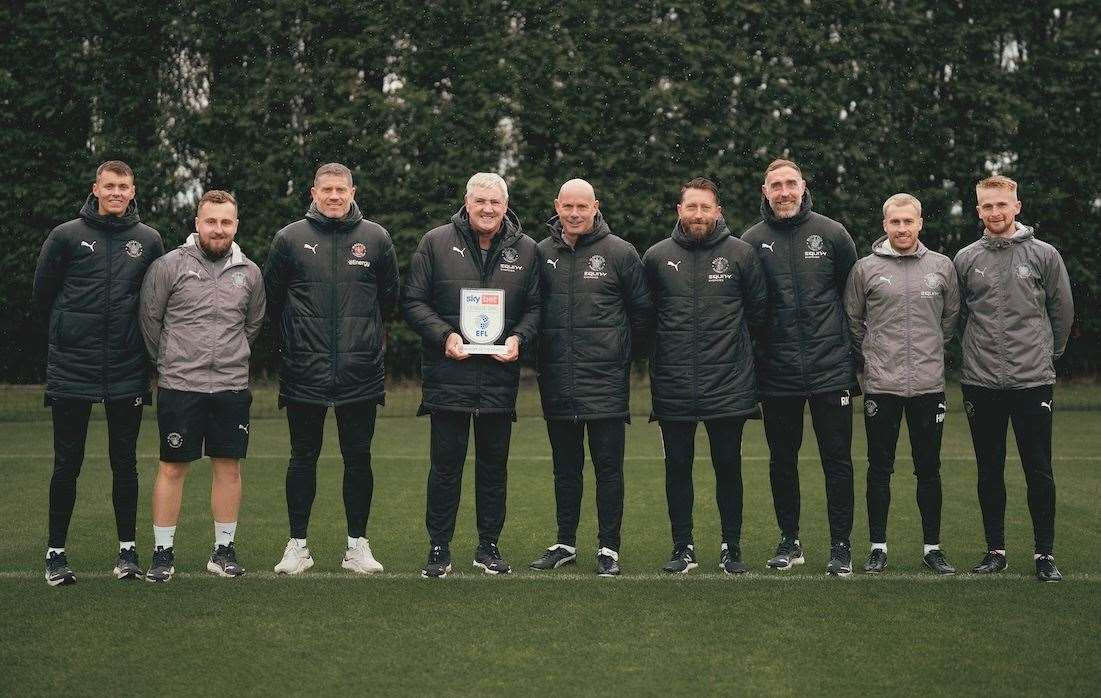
[[197, 190, 237, 216], [465, 172, 508, 200], [882, 193, 922, 217], [977, 175, 1018, 195]]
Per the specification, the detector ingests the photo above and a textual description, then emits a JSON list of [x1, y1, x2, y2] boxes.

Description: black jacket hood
[[79, 194, 141, 231], [672, 214, 731, 249], [759, 190, 813, 230], [546, 211, 611, 249], [305, 200, 364, 233]]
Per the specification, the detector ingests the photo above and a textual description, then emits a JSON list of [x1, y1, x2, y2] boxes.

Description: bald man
[[530, 179, 653, 576]]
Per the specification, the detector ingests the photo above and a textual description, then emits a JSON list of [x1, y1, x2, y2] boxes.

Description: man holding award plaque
[[529, 179, 653, 577], [402, 172, 541, 578]]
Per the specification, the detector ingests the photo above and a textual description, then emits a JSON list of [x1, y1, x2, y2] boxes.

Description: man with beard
[[402, 173, 541, 578], [265, 163, 400, 576], [741, 159, 859, 576], [645, 178, 768, 574], [33, 160, 164, 586], [139, 190, 266, 582], [844, 193, 960, 575], [529, 179, 652, 577], [954, 175, 1073, 582]]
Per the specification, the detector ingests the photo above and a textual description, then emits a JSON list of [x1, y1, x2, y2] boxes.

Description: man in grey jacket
[[844, 193, 960, 576], [138, 190, 266, 583], [954, 175, 1073, 582]]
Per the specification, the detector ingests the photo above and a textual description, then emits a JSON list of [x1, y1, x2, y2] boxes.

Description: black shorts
[[157, 388, 252, 462]]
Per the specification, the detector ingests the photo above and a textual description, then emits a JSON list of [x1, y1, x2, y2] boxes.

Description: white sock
[[597, 547, 619, 561], [1034, 553, 1052, 560], [552, 543, 577, 554], [991, 548, 1006, 556], [46, 547, 64, 560], [923, 544, 939, 556], [347, 536, 360, 549], [153, 525, 176, 549], [293, 538, 308, 550], [872, 542, 887, 552], [215, 521, 237, 547], [119, 541, 135, 552]]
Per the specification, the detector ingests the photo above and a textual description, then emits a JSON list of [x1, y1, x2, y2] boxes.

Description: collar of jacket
[[181, 233, 246, 267], [79, 194, 141, 232], [451, 205, 523, 249], [546, 211, 611, 250], [872, 235, 927, 258], [980, 221, 1034, 249], [305, 200, 364, 233], [758, 190, 813, 230], [671, 214, 730, 249]]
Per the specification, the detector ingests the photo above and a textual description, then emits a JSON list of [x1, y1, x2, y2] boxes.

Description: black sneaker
[[922, 549, 956, 575], [45, 551, 76, 587], [596, 548, 621, 577], [113, 547, 143, 580], [827, 540, 853, 577], [971, 551, 1008, 574], [1035, 555, 1063, 582], [719, 544, 749, 575], [473, 541, 512, 575], [766, 536, 804, 570], [421, 545, 452, 578], [145, 546, 175, 583], [530, 544, 577, 570], [662, 544, 698, 574], [863, 548, 887, 574], [207, 543, 245, 577]]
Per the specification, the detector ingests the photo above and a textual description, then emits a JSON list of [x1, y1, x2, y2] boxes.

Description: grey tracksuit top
[[139, 234, 266, 392], [953, 223, 1073, 389], [844, 237, 959, 397]]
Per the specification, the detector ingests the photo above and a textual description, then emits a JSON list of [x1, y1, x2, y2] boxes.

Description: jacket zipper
[[103, 232, 111, 401], [329, 233, 338, 406], [691, 248, 699, 418], [567, 242, 577, 421], [788, 234, 808, 389]]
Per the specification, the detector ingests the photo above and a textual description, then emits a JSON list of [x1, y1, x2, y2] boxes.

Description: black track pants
[[546, 418, 626, 551], [961, 384, 1056, 555], [47, 398, 143, 548], [863, 392, 946, 545], [762, 392, 854, 542], [659, 417, 747, 547], [426, 411, 512, 547], [285, 400, 378, 539]]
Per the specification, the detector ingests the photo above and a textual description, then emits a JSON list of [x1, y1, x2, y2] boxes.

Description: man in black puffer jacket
[[528, 179, 652, 577], [402, 172, 540, 578], [741, 159, 859, 577], [33, 160, 164, 586], [264, 163, 400, 577], [646, 178, 768, 576]]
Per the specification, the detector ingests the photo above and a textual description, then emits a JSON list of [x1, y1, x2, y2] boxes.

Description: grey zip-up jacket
[[953, 223, 1073, 389], [844, 237, 959, 397], [139, 234, 266, 392]]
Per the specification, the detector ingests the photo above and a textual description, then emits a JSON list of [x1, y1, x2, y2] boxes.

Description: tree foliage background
[[2, 0, 1098, 381]]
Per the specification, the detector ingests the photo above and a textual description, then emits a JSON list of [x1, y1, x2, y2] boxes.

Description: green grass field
[[2, 383, 1099, 695]]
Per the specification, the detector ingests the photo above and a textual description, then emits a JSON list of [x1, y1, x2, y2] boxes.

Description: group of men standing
[[33, 158, 1073, 585]]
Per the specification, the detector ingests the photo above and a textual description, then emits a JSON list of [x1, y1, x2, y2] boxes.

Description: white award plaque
[[459, 288, 507, 355]]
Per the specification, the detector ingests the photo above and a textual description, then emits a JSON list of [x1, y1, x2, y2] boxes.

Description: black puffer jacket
[[741, 192, 858, 397], [645, 216, 768, 420], [536, 213, 653, 421], [264, 201, 400, 407], [33, 195, 164, 403], [401, 207, 540, 416]]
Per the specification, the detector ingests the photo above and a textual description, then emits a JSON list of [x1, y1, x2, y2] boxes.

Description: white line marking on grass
[[5, 454, 1098, 461], [0, 570, 1095, 582]]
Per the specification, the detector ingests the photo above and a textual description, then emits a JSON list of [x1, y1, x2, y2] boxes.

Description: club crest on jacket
[[125, 240, 143, 258]]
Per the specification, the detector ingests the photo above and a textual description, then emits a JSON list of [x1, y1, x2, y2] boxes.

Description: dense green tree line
[[3, 0, 1098, 381]]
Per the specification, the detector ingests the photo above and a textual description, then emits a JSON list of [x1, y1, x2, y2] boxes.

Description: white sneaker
[[274, 539, 314, 575], [342, 537, 384, 574]]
